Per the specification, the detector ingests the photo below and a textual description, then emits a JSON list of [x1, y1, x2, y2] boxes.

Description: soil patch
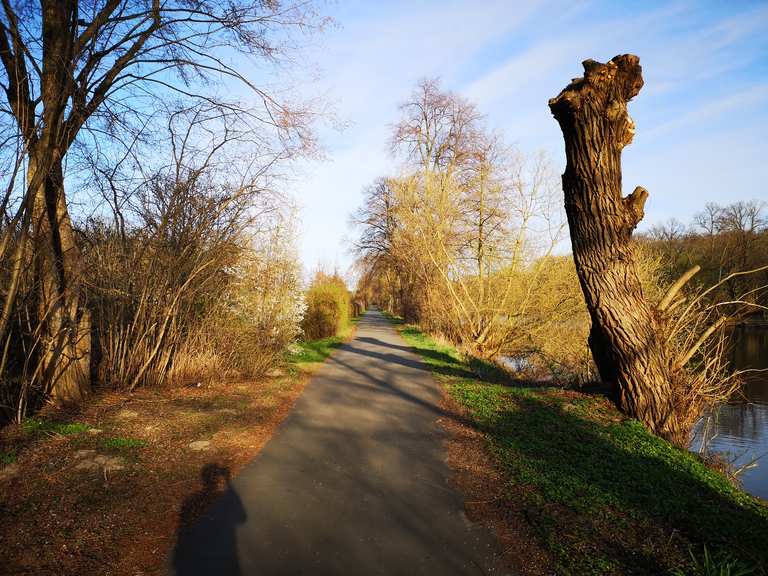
[[0, 368, 315, 575], [440, 389, 554, 576]]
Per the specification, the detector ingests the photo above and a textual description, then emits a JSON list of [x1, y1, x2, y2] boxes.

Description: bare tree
[[391, 78, 482, 176], [547, 56, 768, 444], [352, 178, 398, 268], [718, 200, 768, 235], [648, 218, 687, 243], [354, 80, 567, 359], [693, 203, 724, 237], [0, 0, 326, 402], [82, 102, 296, 399]]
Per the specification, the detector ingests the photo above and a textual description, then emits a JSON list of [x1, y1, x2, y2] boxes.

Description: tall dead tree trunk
[[548, 55, 682, 443]]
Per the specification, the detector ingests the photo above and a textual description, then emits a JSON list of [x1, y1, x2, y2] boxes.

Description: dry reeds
[[659, 263, 768, 443]]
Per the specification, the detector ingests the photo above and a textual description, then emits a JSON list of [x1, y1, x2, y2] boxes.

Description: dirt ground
[[3, 335, 556, 576], [0, 365, 317, 576], [440, 390, 555, 576]]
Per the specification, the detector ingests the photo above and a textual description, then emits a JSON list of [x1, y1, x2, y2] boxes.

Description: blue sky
[[288, 0, 768, 276]]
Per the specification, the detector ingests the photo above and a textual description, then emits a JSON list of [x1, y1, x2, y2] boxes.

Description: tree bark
[[29, 153, 91, 404], [548, 55, 682, 443], [21, 0, 91, 405]]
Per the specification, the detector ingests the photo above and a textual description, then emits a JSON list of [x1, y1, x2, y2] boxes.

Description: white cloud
[[287, 0, 768, 273], [642, 84, 768, 142]]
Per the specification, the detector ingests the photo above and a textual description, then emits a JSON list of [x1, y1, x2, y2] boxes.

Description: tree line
[[642, 200, 768, 308], [354, 63, 766, 446], [0, 1, 330, 423]]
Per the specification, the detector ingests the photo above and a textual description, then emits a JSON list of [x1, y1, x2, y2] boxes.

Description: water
[[691, 325, 768, 500]]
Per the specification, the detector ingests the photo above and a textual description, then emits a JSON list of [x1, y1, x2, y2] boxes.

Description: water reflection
[[691, 325, 768, 500]]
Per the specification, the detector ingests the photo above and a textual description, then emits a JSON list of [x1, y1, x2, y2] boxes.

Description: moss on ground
[[396, 319, 768, 576], [101, 437, 148, 450]]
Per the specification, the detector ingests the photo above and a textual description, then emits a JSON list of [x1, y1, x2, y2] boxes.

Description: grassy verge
[[394, 318, 768, 576], [286, 320, 357, 368], [0, 328, 354, 576]]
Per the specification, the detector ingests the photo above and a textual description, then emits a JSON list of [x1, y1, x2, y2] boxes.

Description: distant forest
[[641, 200, 768, 311]]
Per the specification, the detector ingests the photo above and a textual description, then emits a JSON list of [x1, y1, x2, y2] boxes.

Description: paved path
[[171, 310, 508, 575]]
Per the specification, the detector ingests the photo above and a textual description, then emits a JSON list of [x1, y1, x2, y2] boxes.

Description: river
[[690, 325, 768, 500]]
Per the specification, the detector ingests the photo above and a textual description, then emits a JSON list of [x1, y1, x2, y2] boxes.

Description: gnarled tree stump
[[549, 55, 682, 443]]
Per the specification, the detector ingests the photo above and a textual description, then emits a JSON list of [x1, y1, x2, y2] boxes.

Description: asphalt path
[[170, 309, 508, 575]]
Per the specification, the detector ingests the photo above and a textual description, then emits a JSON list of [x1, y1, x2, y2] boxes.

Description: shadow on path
[[172, 464, 246, 576], [168, 310, 508, 575], [353, 336, 479, 380], [327, 353, 448, 418]]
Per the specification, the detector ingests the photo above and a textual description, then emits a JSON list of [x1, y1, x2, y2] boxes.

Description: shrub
[[302, 272, 351, 340], [171, 231, 306, 381]]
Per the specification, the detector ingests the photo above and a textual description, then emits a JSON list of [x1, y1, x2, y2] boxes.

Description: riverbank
[[393, 317, 768, 575], [0, 330, 352, 575]]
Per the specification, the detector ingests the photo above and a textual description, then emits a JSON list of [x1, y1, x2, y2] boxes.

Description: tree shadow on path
[[354, 336, 480, 380]]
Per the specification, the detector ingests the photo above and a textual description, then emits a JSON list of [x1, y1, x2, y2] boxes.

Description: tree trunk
[[548, 55, 682, 443], [29, 154, 91, 404]]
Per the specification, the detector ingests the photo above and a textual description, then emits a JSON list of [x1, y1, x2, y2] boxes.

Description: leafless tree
[[355, 79, 567, 359], [648, 218, 687, 243], [0, 0, 326, 403], [549, 55, 685, 442]]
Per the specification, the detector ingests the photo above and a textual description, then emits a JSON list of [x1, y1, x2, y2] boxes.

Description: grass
[[22, 418, 90, 436], [1, 449, 15, 465], [395, 319, 768, 576], [287, 321, 356, 367]]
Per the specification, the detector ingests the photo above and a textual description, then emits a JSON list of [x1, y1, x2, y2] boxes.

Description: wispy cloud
[[643, 84, 768, 142], [283, 0, 768, 273]]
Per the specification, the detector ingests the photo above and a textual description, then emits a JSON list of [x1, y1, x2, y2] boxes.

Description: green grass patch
[[1, 449, 16, 465], [101, 437, 147, 450], [23, 418, 90, 436], [396, 321, 768, 576], [287, 335, 344, 365], [287, 323, 355, 366]]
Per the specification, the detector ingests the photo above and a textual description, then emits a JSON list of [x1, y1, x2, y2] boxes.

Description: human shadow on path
[[172, 463, 246, 576]]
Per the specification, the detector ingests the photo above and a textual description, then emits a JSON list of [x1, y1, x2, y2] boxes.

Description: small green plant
[[101, 437, 147, 450], [287, 336, 343, 365], [672, 546, 755, 576], [1, 449, 16, 465], [23, 418, 90, 436]]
